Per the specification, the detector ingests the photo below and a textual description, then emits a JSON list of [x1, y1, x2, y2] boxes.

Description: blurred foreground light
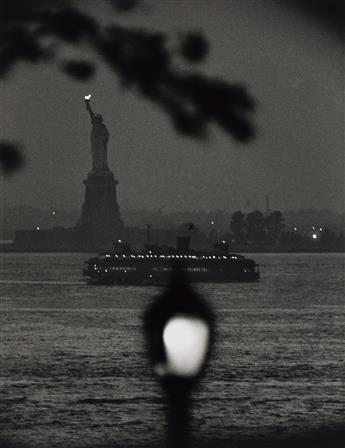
[[144, 269, 214, 384], [156, 316, 210, 377], [36, 226, 40, 231], [144, 270, 214, 446], [312, 233, 318, 239]]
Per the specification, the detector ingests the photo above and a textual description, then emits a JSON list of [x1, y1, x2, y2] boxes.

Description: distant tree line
[[230, 210, 284, 244], [229, 210, 343, 247]]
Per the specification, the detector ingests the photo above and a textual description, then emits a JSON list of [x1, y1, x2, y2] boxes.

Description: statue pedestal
[[77, 170, 123, 245]]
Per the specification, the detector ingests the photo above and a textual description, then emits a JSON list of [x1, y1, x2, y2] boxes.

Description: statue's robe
[[91, 120, 109, 172]]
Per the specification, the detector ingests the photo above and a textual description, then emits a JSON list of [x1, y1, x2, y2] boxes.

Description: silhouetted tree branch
[[0, 0, 256, 174], [0, 141, 24, 174], [1, 0, 343, 174]]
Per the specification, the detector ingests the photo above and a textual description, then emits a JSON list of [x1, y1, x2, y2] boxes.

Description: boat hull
[[83, 254, 260, 285]]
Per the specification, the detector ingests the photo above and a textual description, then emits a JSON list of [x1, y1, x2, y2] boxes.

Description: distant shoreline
[[0, 245, 344, 254], [225, 244, 344, 254]]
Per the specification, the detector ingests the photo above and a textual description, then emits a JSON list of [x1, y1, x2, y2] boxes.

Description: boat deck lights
[[94, 254, 235, 261]]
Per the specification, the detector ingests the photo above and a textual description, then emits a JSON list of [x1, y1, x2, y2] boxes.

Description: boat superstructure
[[83, 241, 260, 285]]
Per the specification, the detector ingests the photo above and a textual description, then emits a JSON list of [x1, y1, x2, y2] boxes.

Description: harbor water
[[0, 253, 344, 447]]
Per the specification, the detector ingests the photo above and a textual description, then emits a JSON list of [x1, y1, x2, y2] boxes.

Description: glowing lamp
[[144, 269, 214, 446], [155, 316, 210, 377], [312, 233, 318, 239], [36, 226, 40, 231], [84, 94, 92, 101], [145, 269, 214, 382]]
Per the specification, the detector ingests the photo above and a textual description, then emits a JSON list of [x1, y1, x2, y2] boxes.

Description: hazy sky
[[1, 0, 344, 214]]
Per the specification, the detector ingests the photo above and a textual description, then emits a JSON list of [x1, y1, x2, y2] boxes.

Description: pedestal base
[[77, 170, 123, 245]]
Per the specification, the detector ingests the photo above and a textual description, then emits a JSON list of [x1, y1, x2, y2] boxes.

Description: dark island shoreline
[[0, 244, 344, 254]]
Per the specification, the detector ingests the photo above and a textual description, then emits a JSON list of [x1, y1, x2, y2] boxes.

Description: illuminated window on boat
[[111, 266, 137, 271], [185, 267, 209, 273]]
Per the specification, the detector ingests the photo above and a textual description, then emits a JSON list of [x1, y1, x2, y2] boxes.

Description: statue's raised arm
[[84, 94, 109, 172], [85, 97, 95, 121]]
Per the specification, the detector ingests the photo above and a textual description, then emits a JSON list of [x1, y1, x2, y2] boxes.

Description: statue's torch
[[84, 94, 92, 112]]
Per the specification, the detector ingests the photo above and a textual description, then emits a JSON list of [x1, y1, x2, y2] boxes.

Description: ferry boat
[[83, 237, 260, 285]]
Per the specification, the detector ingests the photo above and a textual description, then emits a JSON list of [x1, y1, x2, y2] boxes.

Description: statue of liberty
[[84, 95, 109, 172]]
